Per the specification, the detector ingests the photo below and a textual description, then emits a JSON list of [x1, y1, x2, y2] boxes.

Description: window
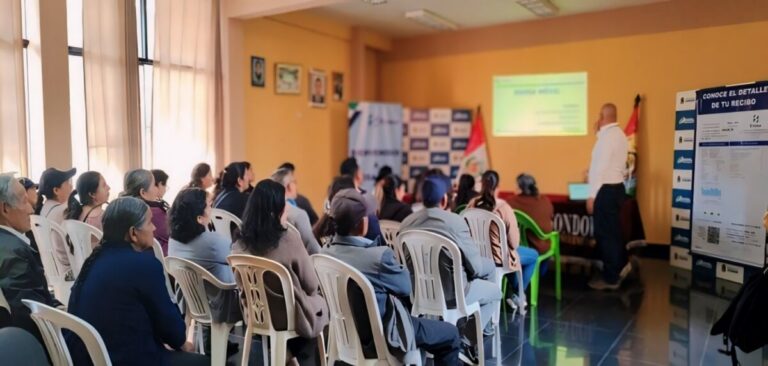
[[136, 0, 155, 167], [22, 0, 45, 180], [66, 0, 88, 175]]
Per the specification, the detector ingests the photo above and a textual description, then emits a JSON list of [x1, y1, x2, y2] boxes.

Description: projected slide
[[493, 72, 587, 137]]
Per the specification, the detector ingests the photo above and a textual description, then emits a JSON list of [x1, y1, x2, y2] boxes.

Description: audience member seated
[[339, 158, 381, 240], [121, 169, 168, 255], [454, 174, 479, 211], [35, 167, 77, 277], [232, 179, 329, 365], [377, 174, 412, 222], [315, 176, 380, 242], [185, 162, 214, 191], [152, 169, 171, 207], [322, 188, 461, 364], [212, 162, 250, 219], [271, 169, 321, 255], [66, 171, 110, 231], [468, 170, 539, 310], [0, 174, 63, 345], [66, 197, 207, 365], [167, 188, 241, 355], [507, 173, 554, 254], [278, 162, 319, 225], [19, 177, 41, 256], [400, 176, 502, 333], [374, 165, 393, 192], [240, 161, 255, 194]]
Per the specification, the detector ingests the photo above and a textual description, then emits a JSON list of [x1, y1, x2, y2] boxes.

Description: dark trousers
[[412, 316, 461, 365], [594, 184, 627, 283], [166, 350, 210, 366], [287, 337, 320, 365]]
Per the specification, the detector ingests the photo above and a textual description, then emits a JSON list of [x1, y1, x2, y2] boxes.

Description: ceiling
[[309, 0, 669, 38]]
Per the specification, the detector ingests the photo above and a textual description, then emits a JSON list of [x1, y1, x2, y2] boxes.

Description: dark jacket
[[213, 188, 248, 219], [66, 241, 186, 365], [295, 194, 319, 226], [379, 198, 413, 223], [146, 200, 170, 255], [322, 235, 411, 317], [0, 227, 62, 344]]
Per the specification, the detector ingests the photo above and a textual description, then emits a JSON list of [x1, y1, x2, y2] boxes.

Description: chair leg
[[317, 332, 327, 366], [241, 327, 253, 366], [494, 323, 501, 365], [473, 310, 484, 366], [530, 260, 541, 307], [210, 322, 233, 366], [271, 333, 287, 366], [555, 251, 562, 301], [327, 326, 338, 365], [196, 322, 205, 354]]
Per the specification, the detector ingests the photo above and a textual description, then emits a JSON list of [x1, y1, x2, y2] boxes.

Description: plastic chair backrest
[[227, 255, 296, 335], [513, 209, 549, 248], [62, 220, 102, 277], [461, 208, 510, 271], [378, 220, 401, 260], [29, 215, 69, 284], [210, 208, 242, 242], [397, 230, 470, 318], [151, 239, 176, 301], [165, 256, 234, 325], [23, 299, 112, 366], [311, 254, 391, 364]]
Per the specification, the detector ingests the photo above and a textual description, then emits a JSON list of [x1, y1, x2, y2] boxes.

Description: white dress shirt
[[588, 122, 628, 198]]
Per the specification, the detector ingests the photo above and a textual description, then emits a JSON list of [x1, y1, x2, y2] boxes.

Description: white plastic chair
[[228, 254, 326, 366], [62, 220, 102, 277], [165, 257, 237, 366], [29, 215, 73, 303], [379, 220, 402, 262], [151, 239, 176, 302], [461, 208, 524, 317], [397, 230, 500, 365], [22, 299, 112, 366], [210, 208, 242, 242], [311, 254, 419, 365]]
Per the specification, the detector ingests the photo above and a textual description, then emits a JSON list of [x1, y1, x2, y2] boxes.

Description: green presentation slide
[[493, 72, 588, 137]]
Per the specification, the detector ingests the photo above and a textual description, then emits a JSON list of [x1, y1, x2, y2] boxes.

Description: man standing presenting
[[587, 103, 629, 290]]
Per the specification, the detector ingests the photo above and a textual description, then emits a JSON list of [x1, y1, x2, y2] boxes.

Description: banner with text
[[691, 82, 768, 268], [348, 102, 404, 193]]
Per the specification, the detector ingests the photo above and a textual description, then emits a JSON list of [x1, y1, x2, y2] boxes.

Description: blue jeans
[[512, 246, 540, 291]]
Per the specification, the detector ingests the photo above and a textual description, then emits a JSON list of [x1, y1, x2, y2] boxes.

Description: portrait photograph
[[275, 63, 302, 94], [332, 72, 343, 101], [309, 69, 326, 108], [251, 56, 265, 87]]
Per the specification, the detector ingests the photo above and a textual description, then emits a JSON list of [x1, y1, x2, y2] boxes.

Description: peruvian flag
[[624, 94, 641, 196], [457, 106, 490, 179]]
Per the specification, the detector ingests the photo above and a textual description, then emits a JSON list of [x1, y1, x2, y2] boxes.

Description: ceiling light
[[516, 0, 559, 17], [404, 9, 458, 31], [361, 0, 388, 5]]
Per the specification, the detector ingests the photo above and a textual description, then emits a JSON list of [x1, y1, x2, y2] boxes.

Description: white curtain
[[0, 0, 28, 174], [152, 0, 221, 200], [82, 0, 142, 192]]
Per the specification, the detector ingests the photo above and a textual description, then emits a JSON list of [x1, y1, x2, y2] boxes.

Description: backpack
[[383, 294, 420, 364], [710, 267, 768, 366]]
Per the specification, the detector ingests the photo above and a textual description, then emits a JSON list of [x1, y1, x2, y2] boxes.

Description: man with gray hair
[[0, 173, 62, 343], [271, 168, 321, 255]]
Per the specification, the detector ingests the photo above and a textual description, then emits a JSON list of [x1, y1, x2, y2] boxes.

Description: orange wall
[[241, 13, 351, 208], [380, 20, 768, 244]]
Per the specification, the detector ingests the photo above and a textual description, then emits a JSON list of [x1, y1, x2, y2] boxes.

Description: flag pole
[[477, 104, 492, 170]]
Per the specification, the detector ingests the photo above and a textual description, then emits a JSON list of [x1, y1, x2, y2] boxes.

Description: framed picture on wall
[[275, 63, 302, 94], [332, 72, 343, 101], [251, 56, 265, 87], [309, 69, 327, 108]]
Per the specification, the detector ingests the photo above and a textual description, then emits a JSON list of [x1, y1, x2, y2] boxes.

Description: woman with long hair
[[468, 170, 539, 311], [66, 197, 206, 365], [121, 169, 168, 255], [233, 180, 329, 365], [211, 162, 249, 218], [454, 174, 479, 210], [377, 174, 412, 222], [66, 171, 110, 230], [186, 163, 214, 190], [508, 173, 554, 254], [37, 167, 76, 276]]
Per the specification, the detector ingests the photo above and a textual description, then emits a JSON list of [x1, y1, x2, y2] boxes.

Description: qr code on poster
[[706, 226, 720, 245]]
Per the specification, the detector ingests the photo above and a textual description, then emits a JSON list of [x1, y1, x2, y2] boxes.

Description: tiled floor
[[220, 258, 765, 365]]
